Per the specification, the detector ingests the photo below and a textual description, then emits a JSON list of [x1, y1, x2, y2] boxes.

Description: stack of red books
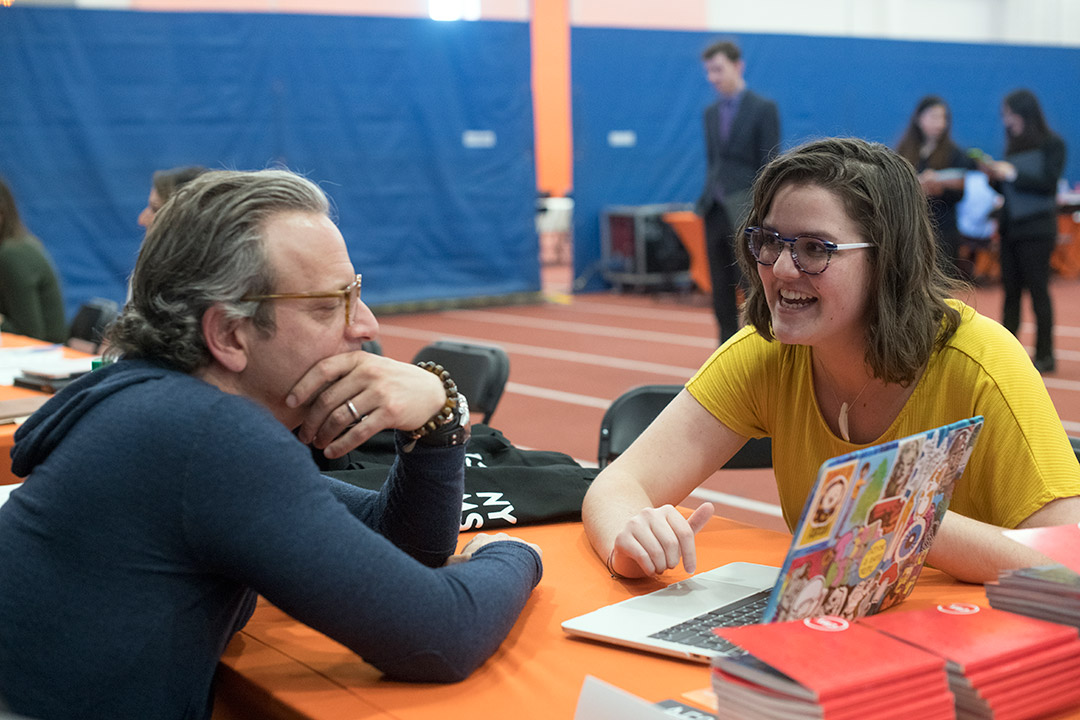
[[986, 524, 1080, 629], [710, 616, 954, 720], [986, 564, 1080, 628], [713, 603, 1080, 720], [863, 603, 1080, 719]]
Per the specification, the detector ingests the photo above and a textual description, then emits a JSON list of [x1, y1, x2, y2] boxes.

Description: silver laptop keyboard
[[647, 589, 771, 655]]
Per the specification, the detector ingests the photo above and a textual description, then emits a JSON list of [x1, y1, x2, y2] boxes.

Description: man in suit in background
[[697, 39, 780, 343]]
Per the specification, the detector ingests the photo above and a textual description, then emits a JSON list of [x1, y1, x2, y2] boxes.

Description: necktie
[[719, 97, 736, 143]]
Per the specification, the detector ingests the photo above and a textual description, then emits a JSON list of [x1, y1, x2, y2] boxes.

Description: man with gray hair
[[0, 169, 543, 720]]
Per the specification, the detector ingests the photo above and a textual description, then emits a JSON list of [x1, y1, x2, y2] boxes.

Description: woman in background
[[896, 95, 972, 278], [128, 165, 207, 302], [977, 89, 1066, 374], [137, 165, 207, 229], [0, 177, 66, 343]]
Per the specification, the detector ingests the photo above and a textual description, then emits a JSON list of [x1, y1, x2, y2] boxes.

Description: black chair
[[1070, 436, 1080, 463], [597, 384, 772, 470], [360, 339, 383, 356], [66, 298, 120, 354], [411, 340, 510, 424]]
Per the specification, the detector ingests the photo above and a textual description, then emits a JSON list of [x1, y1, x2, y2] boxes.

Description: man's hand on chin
[[287, 351, 446, 458]]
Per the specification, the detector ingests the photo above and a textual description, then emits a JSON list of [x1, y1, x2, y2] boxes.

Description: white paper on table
[[574, 675, 679, 720], [0, 346, 65, 385]]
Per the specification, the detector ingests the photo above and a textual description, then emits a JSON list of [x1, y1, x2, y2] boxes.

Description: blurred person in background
[[896, 95, 974, 279], [137, 165, 207, 229], [126, 165, 208, 302], [977, 89, 1066, 374], [0, 176, 66, 343], [696, 39, 781, 345]]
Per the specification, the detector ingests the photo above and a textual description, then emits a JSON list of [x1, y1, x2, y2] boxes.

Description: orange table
[[1, 334, 94, 485], [213, 516, 1070, 720], [0, 384, 51, 485]]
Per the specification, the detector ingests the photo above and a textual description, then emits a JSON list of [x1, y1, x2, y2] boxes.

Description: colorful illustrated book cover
[[763, 417, 984, 623]]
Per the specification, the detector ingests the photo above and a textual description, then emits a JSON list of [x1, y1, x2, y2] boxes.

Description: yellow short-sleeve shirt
[[686, 300, 1079, 531]]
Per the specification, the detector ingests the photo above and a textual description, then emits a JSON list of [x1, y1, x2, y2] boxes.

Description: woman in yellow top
[[583, 137, 1080, 584]]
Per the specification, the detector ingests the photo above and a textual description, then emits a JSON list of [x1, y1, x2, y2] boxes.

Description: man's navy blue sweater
[[0, 359, 541, 719]]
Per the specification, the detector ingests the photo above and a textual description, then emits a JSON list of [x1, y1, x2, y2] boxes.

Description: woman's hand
[[608, 503, 715, 577], [991, 160, 1018, 182], [976, 155, 1018, 182]]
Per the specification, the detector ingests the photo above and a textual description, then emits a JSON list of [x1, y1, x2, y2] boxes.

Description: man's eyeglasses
[[241, 274, 363, 325], [745, 227, 872, 275]]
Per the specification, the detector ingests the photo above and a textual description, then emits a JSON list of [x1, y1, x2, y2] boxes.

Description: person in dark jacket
[[0, 169, 542, 720], [696, 39, 781, 344], [977, 88, 1067, 373]]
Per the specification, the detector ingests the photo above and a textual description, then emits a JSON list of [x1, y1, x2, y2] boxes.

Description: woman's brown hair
[[896, 95, 960, 170], [0, 177, 28, 244], [737, 137, 963, 384]]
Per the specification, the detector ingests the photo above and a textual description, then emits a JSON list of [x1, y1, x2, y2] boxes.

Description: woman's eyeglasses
[[745, 227, 872, 275]]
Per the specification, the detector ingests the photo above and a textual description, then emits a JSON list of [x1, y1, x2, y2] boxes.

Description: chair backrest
[[598, 384, 682, 469], [597, 383, 773, 470], [411, 340, 510, 424], [66, 298, 120, 353]]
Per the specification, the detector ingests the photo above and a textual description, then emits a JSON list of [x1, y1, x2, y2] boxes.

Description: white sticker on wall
[[607, 130, 637, 148], [462, 130, 497, 148]]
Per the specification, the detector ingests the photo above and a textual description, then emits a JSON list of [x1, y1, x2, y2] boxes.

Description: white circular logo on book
[[937, 602, 981, 615], [803, 616, 849, 632]]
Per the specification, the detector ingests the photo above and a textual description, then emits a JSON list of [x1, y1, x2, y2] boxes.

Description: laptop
[[562, 417, 984, 662]]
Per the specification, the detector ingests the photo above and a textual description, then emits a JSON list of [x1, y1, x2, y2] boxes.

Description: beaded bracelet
[[402, 362, 461, 452]]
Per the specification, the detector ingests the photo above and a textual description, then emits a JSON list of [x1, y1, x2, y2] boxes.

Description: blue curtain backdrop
[[571, 27, 1080, 290], [0, 7, 539, 318]]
